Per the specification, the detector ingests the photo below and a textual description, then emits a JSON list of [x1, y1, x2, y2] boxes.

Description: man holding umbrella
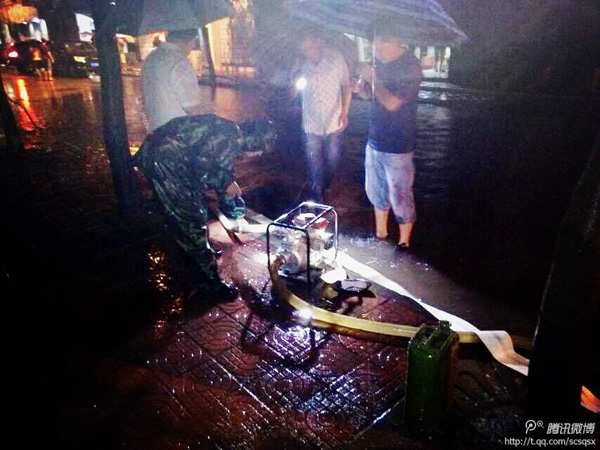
[[355, 21, 423, 250], [137, 28, 276, 300], [141, 28, 206, 133]]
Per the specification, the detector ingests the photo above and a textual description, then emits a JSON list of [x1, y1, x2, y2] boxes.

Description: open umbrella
[[112, 0, 232, 36], [284, 0, 467, 46]]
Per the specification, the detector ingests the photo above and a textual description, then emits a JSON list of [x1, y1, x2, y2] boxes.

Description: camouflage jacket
[[136, 114, 245, 196]]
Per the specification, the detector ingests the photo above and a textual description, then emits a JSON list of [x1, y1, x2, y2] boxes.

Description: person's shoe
[[211, 280, 239, 302], [395, 242, 410, 252]]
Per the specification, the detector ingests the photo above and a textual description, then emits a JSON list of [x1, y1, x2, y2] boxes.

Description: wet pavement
[[1, 71, 599, 448]]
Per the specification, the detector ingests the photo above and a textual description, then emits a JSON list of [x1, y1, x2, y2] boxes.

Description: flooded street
[[2, 71, 599, 449], [5, 72, 599, 337]]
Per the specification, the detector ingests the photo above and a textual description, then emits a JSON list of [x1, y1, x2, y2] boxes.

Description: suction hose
[[270, 255, 453, 340]]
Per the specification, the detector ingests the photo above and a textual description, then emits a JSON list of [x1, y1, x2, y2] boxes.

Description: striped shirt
[[301, 47, 350, 136]]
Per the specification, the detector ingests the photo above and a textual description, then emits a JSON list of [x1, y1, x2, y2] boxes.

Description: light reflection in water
[[147, 247, 185, 339], [149, 247, 171, 292], [13, 78, 42, 132], [16, 79, 30, 108]]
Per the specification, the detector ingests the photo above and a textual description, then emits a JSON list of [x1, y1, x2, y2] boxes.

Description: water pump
[[266, 202, 338, 286]]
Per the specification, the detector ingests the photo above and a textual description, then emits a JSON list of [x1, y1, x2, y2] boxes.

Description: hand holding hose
[[225, 181, 242, 198], [219, 182, 246, 220]]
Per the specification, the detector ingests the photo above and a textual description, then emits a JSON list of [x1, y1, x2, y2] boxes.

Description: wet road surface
[[7, 73, 598, 337], [1, 71, 599, 448]]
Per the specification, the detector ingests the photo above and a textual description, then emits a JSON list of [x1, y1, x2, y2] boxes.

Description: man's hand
[[225, 181, 242, 198], [355, 62, 373, 83], [338, 112, 349, 130], [373, 81, 403, 112]]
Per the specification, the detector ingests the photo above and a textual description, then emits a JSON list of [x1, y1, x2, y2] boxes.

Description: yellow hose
[[270, 256, 424, 340], [269, 257, 487, 344]]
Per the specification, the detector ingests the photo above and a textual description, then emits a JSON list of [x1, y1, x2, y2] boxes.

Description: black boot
[[210, 280, 239, 302], [188, 249, 237, 302]]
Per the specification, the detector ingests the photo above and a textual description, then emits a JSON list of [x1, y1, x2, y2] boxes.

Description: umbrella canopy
[[284, 0, 467, 46], [113, 0, 232, 36]]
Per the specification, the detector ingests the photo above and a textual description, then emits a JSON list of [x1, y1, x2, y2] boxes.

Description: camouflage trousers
[[146, 156, 219, 287], [137, 115, 244, 287]]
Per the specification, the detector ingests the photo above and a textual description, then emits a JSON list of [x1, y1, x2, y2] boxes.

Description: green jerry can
[[404, 320, 459, 433]]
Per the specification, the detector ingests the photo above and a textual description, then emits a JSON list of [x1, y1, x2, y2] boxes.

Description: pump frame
[[266, 202, 338, 288]]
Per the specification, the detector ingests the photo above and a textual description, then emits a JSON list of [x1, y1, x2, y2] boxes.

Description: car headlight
[[73, 56, 87, 63]]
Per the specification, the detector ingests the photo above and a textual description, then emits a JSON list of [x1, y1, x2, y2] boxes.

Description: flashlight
[[295, 77, 307, 90]]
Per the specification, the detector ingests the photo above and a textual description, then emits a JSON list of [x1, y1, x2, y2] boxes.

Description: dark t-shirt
[[368, 53, 422, 153]]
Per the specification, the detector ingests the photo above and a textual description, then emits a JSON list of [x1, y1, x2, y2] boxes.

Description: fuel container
[[404, 320, 459, 432]]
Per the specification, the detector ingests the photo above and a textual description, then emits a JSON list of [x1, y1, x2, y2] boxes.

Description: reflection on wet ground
[[1, 72, 599, 448]]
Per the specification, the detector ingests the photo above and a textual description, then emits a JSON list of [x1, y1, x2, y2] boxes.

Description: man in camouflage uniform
[[136, 114, 275, 300]]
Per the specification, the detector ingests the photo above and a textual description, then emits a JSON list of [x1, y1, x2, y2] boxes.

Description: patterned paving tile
[[329, 361, 407, 417], [184, 313, 246, 357], [143, 330, 208, 376], [176, 358, 278, 449], [369, 340, 410, 374], [217, 295, 275, 336], [303, 337, 363, 386], [244, 363, 326, 414], [78, 238, 439, 449], [258, 322, 331, 366], [284, 387, 373, 449], [358, 290, 437, 328], [115, 384, 192, 448], [331, 289, 392, 319]]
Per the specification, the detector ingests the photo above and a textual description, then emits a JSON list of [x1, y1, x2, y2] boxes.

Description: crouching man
[[135, 114, 276, 300]]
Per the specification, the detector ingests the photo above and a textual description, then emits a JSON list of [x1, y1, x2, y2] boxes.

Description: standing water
[[124, 76, 600, 319]]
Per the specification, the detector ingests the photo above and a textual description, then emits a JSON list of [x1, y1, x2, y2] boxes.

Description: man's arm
[[375, 63, 422, 112], [339, 59, 352, 130], [372, 81, 403, 112], [353, 62, 374, 100], [225, 181, 242, 197], [172, 59, 206, 116], [287, 68, 304, 102], [183, 103, 208, 116], [356, 61, 421, 112]]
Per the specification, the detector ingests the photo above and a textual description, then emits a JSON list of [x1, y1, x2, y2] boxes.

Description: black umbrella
[[285, 0, 467, 45]]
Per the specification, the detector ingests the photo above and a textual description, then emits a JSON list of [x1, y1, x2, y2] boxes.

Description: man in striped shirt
[[295, 34, 352, 203]]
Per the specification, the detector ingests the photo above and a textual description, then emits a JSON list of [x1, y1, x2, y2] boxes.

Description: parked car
[[51, 41, 100, 77], [0, 41, 12, 65], [5, 40, 43, 75]]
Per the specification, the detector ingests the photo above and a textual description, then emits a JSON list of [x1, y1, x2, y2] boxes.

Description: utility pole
[[91, 0, 140, 217]]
